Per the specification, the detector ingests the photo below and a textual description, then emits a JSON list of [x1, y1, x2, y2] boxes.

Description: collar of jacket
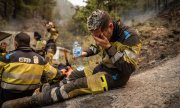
[[110, 21, 121, 42], [16, 46, 33, 51]]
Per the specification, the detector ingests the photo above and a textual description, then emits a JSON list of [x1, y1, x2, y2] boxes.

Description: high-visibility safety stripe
[[111, 51, 124, 64], [4, 63, 44, 75], [124, 50, 136, 59], [1, 82, 39, 91], [2, 77, 40, 85], [111, 50, 136, 64], [51, 87, 59, 102], [2, 72, 42, 80], [89, 45, 97, 54]]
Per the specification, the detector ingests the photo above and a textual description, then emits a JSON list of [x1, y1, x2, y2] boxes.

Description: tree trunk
[[158, 0, 161, 10], [2, 1, 7, 18], [164, 0, 167, 8], [12, 0, 17, 19], [154, 0, 157, 10]]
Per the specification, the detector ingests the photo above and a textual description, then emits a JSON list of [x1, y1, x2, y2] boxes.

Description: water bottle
[[73, 41, 84, 71]]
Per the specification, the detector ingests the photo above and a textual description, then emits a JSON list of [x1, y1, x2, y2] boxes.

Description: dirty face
[[0, 42, 7, 49], [91, 22, 114, 40]]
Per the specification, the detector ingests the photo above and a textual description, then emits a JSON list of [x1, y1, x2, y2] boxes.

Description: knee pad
[[87, 72, 108, 94]]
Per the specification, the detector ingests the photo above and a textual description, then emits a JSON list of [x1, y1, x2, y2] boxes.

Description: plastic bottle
[[72, 41, 84, 71]]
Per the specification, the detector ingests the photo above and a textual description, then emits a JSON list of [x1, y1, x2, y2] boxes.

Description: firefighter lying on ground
[[0, 32, 65, 106], [2, 10, 141, 108]]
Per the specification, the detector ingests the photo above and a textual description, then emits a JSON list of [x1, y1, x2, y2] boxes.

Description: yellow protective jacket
[[86, 21, 141, 74], [0, 47, 58, 91], [47, 27, 59, 42]]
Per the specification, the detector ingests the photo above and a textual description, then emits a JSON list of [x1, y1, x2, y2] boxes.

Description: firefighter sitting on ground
[[45, 21, 59, 65], [0, 42, 8, 84], [0, 42, 7, 54], [0, 32, 66, 106], [2, 10, 141, 108], [33, 32, 46, 57], [0, 42, 8, 59]]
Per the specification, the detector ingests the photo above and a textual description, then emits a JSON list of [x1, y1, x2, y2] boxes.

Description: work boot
[[2, 93, 46, 108], [2, 89, 65, 108], [2, 97, 32, 108]]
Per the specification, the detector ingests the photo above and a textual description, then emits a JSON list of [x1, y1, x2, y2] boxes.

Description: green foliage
[[0, 0, 55, 20], [67, 0, 97, 36]]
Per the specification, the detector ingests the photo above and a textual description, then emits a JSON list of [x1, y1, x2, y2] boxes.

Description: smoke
[[122, 0, 174, 26], [1, 18, 47, 35], [122, 9, 159, 26], [52, 0, 78, 49], [53, 0, 75, 26], [1, 19, 22, 31]]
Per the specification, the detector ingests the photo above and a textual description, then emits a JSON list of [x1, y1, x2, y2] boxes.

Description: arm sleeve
[[43, 63, 58, 80], [85, 44, 100, 57], [105, 36, 142, 72]]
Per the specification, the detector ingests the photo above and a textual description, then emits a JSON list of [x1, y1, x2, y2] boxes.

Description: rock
[[159, 54, 166, 60], [159, 45, 166, 50], [149, 40, 157, 45], [163, 23, 169, 28], [172, 29, 180, 35], [148, 60, 156, 65], [168, 34, 175, 38], [142, 46, 148, 50]]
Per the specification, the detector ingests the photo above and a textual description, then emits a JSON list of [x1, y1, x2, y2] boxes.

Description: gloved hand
[[61, 66, 73, 77]]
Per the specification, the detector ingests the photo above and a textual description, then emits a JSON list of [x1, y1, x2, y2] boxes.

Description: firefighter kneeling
[[2, 10, 141, 108]]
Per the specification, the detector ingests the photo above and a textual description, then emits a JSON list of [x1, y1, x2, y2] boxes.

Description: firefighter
[[45, 21, 59, 43], [0, 32, 64, 106], [33, 32, 46, 57], [2, 10, 141, 108], [45, 21, 59, 65], [0, 42, 7, 61], [0, 42, 7, 54], [0, 42, 7, 87]]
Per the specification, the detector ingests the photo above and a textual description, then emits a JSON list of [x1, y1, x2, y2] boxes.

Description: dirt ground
[[135, 1, 180, 72]]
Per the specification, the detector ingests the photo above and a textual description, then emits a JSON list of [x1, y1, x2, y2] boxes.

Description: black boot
[[2, 88, 66, 108], [2, 96, 33, 108], [2, 92, 52, 108]]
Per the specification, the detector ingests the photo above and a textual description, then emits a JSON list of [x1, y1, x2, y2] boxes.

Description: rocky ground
[[43, 1, 180, 108], [135, 1, 180, 72]]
